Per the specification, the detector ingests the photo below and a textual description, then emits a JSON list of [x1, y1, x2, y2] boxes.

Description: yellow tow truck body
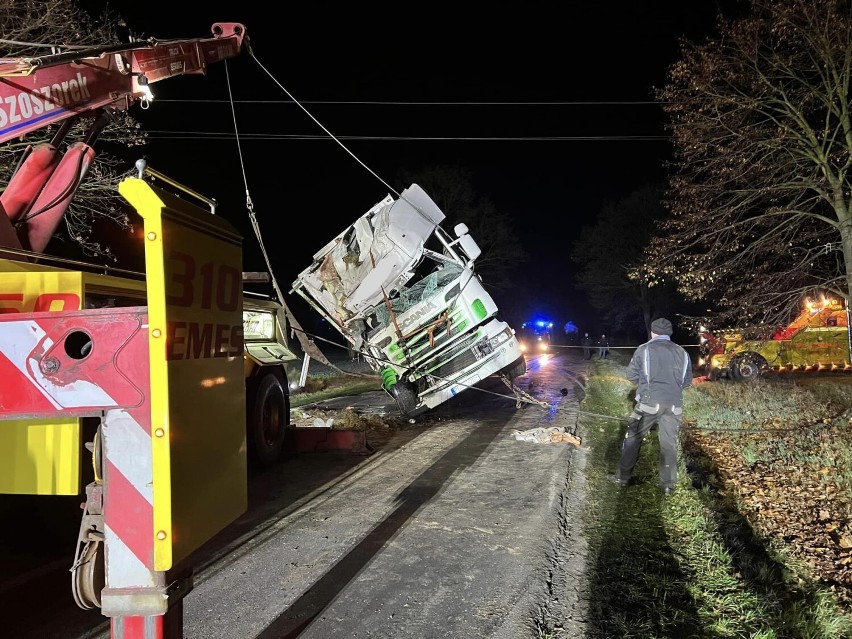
[[0, 179, 298, 496], [705, 296, 851, 380]]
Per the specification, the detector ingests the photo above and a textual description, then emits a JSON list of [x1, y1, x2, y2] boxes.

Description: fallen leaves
[[684, 423, 852, 606]]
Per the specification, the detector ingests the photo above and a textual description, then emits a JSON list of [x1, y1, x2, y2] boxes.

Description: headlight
[[243, 309, 276, 340]]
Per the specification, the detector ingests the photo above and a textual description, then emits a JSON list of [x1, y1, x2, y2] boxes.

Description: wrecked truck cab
[[290, 183, 526, 417]]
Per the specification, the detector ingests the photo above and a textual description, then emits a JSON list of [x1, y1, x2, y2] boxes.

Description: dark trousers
[[616, 403, 682, 489], [582, 347, 591, 359]]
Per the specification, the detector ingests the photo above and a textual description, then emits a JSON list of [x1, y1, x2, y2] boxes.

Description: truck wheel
[[248, 371, 290, 468], [508, 358, 527, 379], [390, 382, 420, 417], [730, 353, 767, 382]]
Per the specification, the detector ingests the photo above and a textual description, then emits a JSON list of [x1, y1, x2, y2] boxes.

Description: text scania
[[399, 301, 439, 332], [0, 72, 90, 129], [166, 320, 243, 361]]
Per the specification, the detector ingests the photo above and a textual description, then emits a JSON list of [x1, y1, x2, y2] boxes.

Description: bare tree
[[395, 164, 528, 292], [573, 184, 679, 338], [641, 0, 852, 336], [0, 0, 145, 260]]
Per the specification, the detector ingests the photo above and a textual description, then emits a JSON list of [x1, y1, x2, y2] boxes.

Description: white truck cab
[[291, 184, 525, 417]]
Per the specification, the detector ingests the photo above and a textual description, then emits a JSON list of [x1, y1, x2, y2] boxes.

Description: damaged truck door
[[290, 184, 526, 417]]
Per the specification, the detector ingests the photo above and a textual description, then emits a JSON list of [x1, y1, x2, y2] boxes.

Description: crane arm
[[0, 22, 246, 144]]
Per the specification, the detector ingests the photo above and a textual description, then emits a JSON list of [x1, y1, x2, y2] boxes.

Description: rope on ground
[[580, 410, 845, 434], [549, 343, 703, 350]]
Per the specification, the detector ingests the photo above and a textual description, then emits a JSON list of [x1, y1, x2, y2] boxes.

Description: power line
[[142, 131, 670, 142], [156, 99, 665, 106]]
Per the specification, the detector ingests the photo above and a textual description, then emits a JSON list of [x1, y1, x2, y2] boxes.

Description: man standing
[[581, 332, 593, 360], [607, 317, 693, 495], [597, 334, 610, 359]]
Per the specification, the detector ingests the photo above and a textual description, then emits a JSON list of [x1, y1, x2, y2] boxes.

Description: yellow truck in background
[[701, 295, 852, 381]]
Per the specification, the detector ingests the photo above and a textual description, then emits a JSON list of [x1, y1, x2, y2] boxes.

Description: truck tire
[[729, 352, 767, 382], [248, 371, 290, 468], [390, 382, 421, 418], [507, 358, 527, 379]]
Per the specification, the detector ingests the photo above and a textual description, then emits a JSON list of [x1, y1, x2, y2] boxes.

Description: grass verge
[[577, 357, 852, 639]]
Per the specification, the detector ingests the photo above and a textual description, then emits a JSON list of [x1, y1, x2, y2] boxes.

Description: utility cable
[[246, 49, 399, 199], [222, 58, 341, 373], [156, 99, 666, 106], [142, 131, 669, 142]]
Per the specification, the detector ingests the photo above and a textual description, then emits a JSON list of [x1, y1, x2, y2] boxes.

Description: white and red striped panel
[[0, 308, 171, 637]]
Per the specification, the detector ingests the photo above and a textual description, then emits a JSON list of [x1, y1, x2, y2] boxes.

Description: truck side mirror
[[450, 223, 481, 264], [457, 234, 481, 264]]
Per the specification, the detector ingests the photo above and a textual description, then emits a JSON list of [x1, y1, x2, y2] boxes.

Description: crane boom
[[0, 22, 246, 143], [0, 22, 247, 254]]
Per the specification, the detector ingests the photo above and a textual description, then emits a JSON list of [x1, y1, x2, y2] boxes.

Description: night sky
[[76, 0, 741, 336]]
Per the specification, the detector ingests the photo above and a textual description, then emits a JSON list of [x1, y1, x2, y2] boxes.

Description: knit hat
[[650, 317, 673, 336]]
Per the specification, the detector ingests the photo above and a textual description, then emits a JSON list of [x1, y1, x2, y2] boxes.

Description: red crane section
[[0, 23, 247, 254], [0, 23, 246, 142]]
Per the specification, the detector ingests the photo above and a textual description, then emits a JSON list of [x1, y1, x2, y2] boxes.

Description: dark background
[[75, 0, 741, 341]]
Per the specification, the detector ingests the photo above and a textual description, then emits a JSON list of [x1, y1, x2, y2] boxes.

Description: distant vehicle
[[701, 295, 851, 380], [518, 318, 553, 354]]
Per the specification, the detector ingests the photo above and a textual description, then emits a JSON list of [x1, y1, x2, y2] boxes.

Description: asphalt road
[[6, 350, 592, 639]]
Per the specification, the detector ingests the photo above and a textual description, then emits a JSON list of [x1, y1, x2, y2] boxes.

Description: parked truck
[[700, 295, 852, 380], [290, 184, 526, 417]]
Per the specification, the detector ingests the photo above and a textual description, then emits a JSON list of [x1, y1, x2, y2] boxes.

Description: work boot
[[606, 474, 629, 487]]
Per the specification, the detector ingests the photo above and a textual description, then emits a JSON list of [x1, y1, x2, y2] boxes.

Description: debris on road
[[512, 426, 581, 447]]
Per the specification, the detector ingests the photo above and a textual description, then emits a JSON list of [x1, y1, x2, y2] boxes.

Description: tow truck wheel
[[248, 371, 290, 468], [730, 352, 767, 382]]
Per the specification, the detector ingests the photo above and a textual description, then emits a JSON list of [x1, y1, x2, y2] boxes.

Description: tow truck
[[0, 22, 311, 638], [701, 295, 852, 380]]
